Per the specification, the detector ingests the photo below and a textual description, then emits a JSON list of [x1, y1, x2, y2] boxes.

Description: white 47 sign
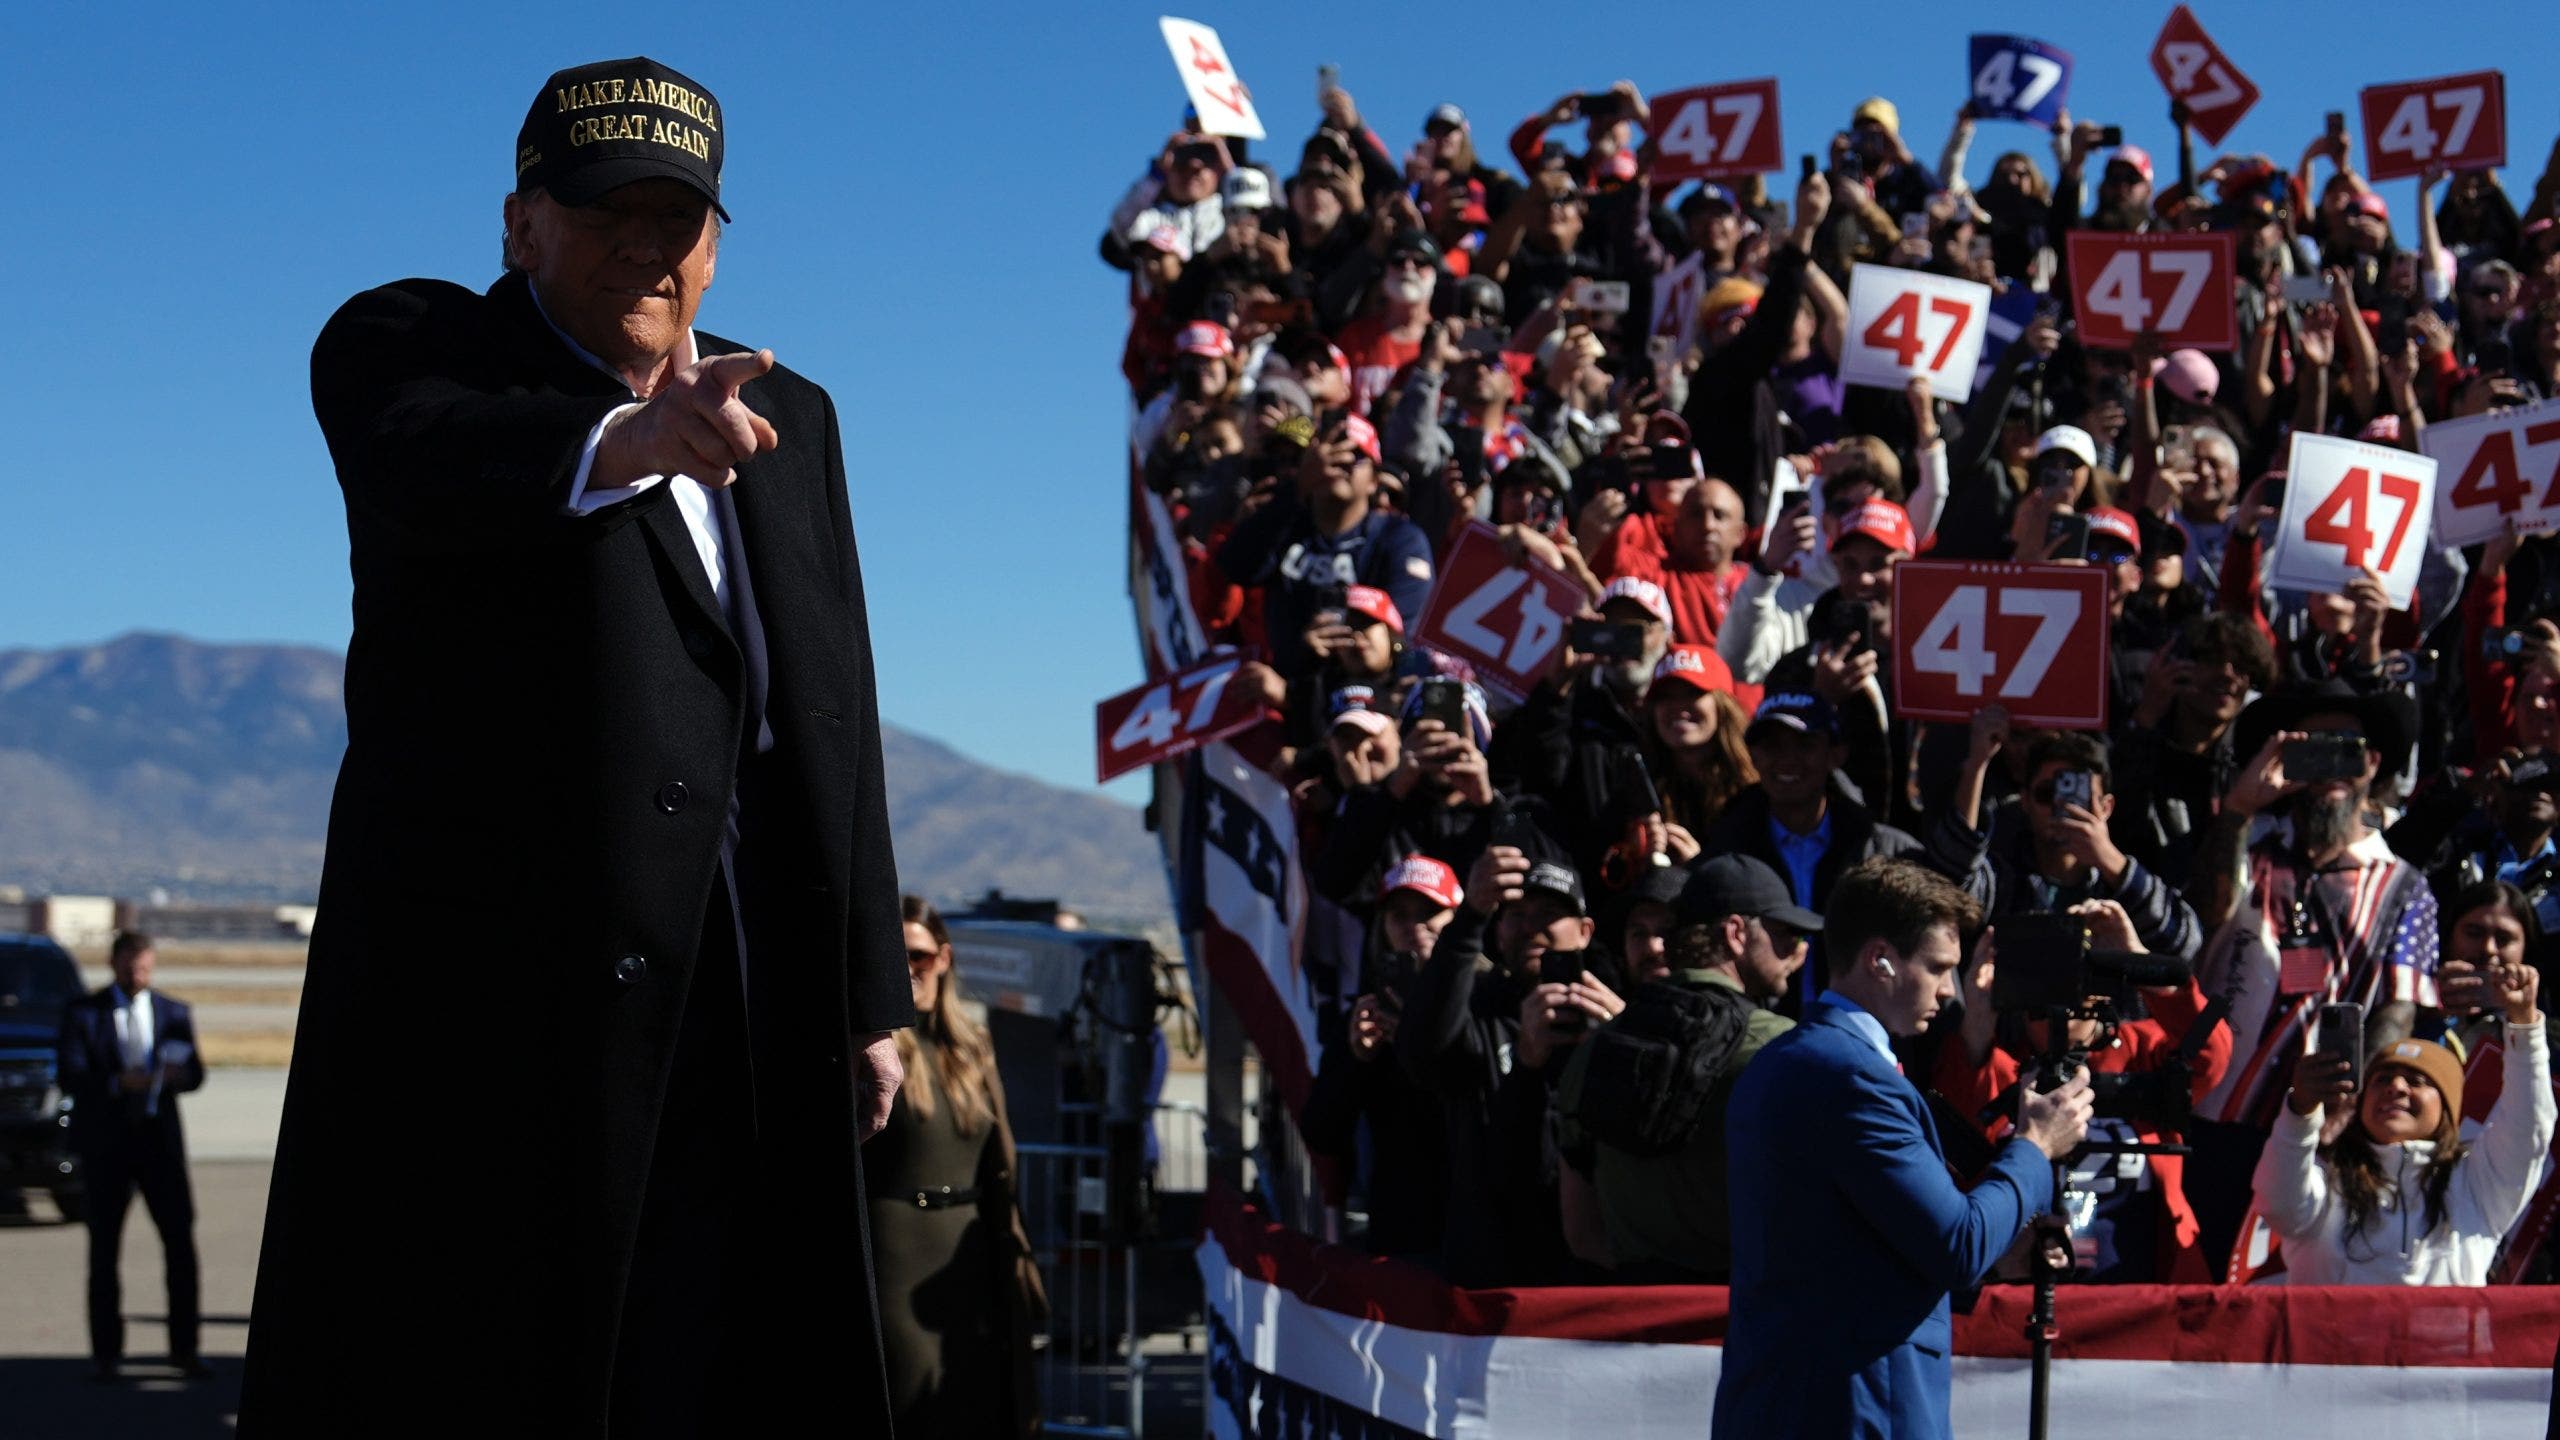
[[2264, 432, 2438, 610], [1841, 266, 1993, 401], [2422, 396, 2560, 547], [1157, 17, 1266, 140], [1892, 562, 2110, 729]]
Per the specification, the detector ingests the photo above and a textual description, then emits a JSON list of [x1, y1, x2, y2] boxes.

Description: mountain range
[[0, 633, 1172, 930]]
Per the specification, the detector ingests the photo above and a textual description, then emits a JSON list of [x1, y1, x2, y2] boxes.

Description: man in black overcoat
[[240, 57, 910, 1436]]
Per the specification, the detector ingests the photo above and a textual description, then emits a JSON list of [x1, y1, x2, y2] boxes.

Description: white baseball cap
[[1222, 167, 1275, 212], [2033, 424, 2097, 469]]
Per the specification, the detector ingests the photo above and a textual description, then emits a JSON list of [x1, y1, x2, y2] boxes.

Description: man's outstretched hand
[[595, 348, 780, 489]]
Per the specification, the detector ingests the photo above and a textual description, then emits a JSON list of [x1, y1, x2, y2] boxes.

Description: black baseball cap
[[1746, 691, 1842, 741], [1522, 861, 1588, 916], [1677, 855, 1824, 932], [2510, 753, 2559, 795], [517, 57, 729, 220], [1387, 229, 1443, 264]]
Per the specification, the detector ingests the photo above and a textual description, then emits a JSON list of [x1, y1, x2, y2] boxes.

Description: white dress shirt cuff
[[563, 402, 657, 515]]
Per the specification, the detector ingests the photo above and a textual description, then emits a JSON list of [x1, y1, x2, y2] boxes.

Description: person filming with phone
[[2184, 679, 2444, 1273], [1399, 843, 1622, 1286], [2250, 957, 2551, 1285], [1934, 725, 2204, 964]]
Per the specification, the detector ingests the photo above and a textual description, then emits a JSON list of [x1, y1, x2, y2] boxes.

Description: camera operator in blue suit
[[1717, 858, 2093, 1439]]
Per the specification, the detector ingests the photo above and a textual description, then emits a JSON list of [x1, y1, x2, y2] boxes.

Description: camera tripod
[[2023, 1135, 2189, 1440]]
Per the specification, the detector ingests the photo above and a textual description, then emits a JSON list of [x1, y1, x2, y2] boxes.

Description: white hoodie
[[2251, 1022, 2555, 1285]]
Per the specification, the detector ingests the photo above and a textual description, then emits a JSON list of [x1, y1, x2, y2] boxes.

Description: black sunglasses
[[906, 947, 940, 966]]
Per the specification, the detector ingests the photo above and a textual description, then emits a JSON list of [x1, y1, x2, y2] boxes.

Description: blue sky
[[4, 1, 2545, 799]]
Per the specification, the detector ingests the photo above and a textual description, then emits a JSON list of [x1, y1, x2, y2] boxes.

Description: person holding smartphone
[[2184, 679, 2443, 1273], [1395, 844, 1621, 1286], [1934, 727, 2204, 964], [2251, 958, 2549, 1285], [1301, 857, 1464, 1263]]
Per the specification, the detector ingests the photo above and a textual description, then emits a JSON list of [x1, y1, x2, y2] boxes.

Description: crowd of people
[[1108, 63, 2560, 1293]]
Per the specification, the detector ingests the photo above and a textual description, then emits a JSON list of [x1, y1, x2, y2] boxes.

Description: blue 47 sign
[[1969, 35, 2073, 126]]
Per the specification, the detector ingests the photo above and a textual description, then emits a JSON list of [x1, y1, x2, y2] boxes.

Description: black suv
[[0, 934, 85, 1220]]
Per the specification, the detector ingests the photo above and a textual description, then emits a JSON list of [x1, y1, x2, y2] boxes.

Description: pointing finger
[[699, 348, 776, 398]]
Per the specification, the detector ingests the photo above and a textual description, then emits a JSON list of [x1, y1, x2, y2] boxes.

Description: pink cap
[[1177, 321, 1234, 359], [1382, 855, 1464, 910], [1600, 576, 1673, 626], [2152, 348, 2220, 406], [1835, 498, 1917, 555], [1344, 585, 1405, 634]]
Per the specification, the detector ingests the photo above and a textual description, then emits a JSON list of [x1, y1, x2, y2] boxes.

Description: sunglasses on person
[[2089, 541, 2138, 565], [1544, 193, 1585, 210], [907, 947, 941, 968], [1387, 252, 1432, 271], [1756, 918, 1808, 955]]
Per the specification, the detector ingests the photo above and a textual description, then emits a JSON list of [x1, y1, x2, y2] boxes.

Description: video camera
[[1989, 911, 2199, 1128]]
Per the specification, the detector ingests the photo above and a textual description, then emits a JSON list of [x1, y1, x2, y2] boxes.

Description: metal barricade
[[1016, 1097, 1216, 1437], [1019, 1103, 1143, 1438]]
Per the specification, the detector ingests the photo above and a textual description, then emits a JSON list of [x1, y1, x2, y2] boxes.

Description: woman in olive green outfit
[[871, 897, 1046, 1437]]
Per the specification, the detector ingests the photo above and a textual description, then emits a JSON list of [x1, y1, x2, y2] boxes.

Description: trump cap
[[518, 57, 729, 220]]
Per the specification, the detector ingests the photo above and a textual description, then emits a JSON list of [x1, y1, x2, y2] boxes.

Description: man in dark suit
[[56, 929, 208, 1382], [242, 57, 910, 1437], [1717, 859, 2091, 1440]]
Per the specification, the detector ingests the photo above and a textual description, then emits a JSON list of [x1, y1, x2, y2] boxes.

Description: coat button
[[655, 781, 689, 814], [683, 626, 715, 660], [614, 954, 648, 985]]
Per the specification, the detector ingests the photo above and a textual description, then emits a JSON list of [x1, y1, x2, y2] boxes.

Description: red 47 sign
[[1645, 80, 1783, 184], [1892, 562, 2111, 730], [2359, 70, 2503, 183], [1157, 17, 1265, 140], [1094, 649, 1269, 783], [2150, 6, 2260, 149], [1840, 266, 1992, 401], [2264, 432, 2439, 610], [2066, 231, 2237, 351], [1412, 522, 1586, 703], [2422, 396, 2560, 547]]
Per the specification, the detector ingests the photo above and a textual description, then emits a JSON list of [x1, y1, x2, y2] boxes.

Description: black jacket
[[242, 272, 906, 1435], [1395, 908, 1571, 1286], [56, 987, 205, 1161], [1702, 782, 1920, 1016]]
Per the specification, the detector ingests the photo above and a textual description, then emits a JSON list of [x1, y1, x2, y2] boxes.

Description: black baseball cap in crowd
[[1522, 861, 1588, 916], [1677, 855, 1824, 932], [1746, 691, 1842, 741], [516, 57, 729, 220]]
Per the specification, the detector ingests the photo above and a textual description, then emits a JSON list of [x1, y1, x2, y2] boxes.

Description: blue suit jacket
[[1714, 1000, 2052, 1440]]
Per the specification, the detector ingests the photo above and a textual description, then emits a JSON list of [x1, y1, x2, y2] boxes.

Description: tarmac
[[1, 978, 1209, 1436]]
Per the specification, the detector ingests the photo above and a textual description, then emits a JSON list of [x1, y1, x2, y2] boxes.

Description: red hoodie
[[1931, 979, 2234, 1283]]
